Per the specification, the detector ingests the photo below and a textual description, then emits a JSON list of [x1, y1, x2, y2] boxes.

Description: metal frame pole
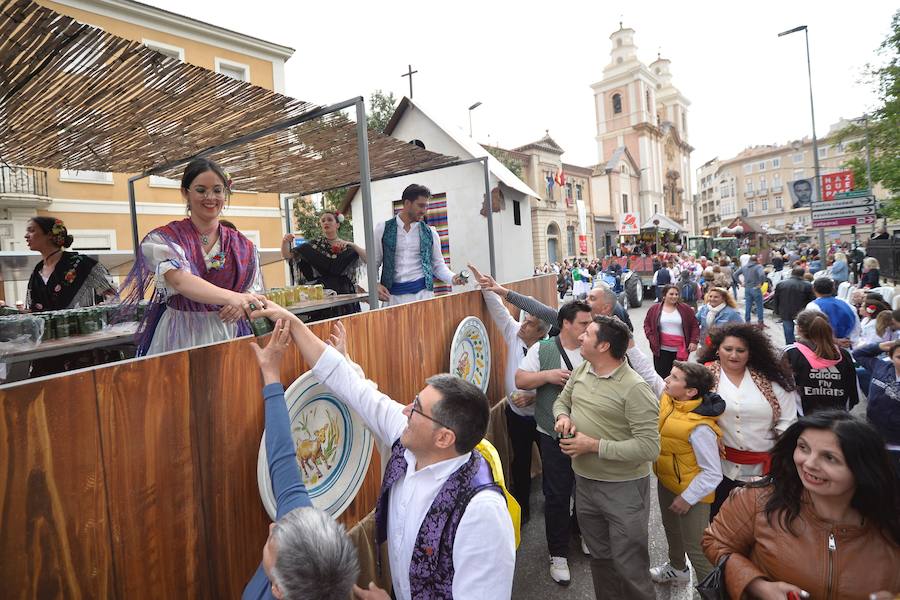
[[864, 114, 876, 236], [283, 193, 296, 285], [355, 99, 380, 309], [482, 157, 497, 278], [127, 174, 144, 253], [802, 28, 826, 252]]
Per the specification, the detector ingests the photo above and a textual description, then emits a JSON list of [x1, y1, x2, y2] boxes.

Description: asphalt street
[[510, 290, 795, 599]]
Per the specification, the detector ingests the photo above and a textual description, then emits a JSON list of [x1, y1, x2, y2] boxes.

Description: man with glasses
[[248, 304, 515, 600], [554, 316, 660, 600]]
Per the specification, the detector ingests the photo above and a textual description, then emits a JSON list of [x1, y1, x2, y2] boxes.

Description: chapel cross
[[401, 64, 418, 98]]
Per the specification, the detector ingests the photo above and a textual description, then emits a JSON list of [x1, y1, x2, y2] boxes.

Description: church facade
[[589, 25, 695, 238]]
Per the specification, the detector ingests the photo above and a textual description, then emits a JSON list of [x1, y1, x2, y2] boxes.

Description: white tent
[[640, 213, 686, 233]]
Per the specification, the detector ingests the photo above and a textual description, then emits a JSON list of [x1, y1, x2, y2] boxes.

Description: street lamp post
[[468, 101, 482, 138], [779, 25, 825, 252]]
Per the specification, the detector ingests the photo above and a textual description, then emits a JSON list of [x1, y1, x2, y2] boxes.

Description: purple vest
[[375, 440, 501, 599]]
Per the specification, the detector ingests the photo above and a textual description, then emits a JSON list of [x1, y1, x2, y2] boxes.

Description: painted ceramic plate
[[449, 316, 491, 393], [257, 371, 373, 520]]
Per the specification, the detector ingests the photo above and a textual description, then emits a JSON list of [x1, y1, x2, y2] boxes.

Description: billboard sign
[[619, 212, 640, 235], [821, 170, 854, 201], [788, 177, 815, 208]]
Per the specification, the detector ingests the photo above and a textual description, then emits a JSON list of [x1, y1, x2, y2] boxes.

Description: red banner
[[821, 170, 854, 201], [578, 234, 588, 255]]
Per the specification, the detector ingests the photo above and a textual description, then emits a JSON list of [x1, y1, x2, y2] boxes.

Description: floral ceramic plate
[[449, 316, 491, 393], [257, 371, 373, 519]]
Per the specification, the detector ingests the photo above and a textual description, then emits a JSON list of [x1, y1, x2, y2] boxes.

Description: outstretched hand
[[468, 263, 506, 296], [326, 320, 348, 357], [249, 318, 292, 384]]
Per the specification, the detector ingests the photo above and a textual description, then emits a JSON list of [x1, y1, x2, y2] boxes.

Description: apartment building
[[707, 118, 882, 241], [0, 0, 295, 301]]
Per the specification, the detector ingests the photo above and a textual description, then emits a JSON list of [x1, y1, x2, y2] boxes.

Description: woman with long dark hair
[[703, 411, 900, 599], [783, 310, 859, 415], [696, 322, 799, 518], [121, 158, 268, 355]]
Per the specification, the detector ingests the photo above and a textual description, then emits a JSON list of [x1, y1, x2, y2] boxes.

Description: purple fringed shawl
[[120, 218, 259, 354]]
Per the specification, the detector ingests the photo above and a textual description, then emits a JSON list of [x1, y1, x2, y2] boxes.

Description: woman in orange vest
[[650, 361, 725, 588]]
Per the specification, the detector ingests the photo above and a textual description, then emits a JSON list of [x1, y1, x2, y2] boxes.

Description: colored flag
[[554, 165, 565, 187]]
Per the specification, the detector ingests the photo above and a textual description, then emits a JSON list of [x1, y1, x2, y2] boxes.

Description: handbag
[[695, 554, 729, 600]]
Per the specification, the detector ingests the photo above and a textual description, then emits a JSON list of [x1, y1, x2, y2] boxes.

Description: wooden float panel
[[0, 370, 114, 599], [0, 275, 557, 598], [188, 341, 270, 599], [94, 352, 211, 599]]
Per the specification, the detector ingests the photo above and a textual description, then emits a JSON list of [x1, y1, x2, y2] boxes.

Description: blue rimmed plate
[[257, 371, 374, 519], [449, 316, 491, 393]]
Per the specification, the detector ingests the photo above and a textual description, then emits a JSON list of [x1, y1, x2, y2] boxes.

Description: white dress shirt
[[681, 426, 723, 506], [518, 340, 583, 435], [482, 291, 532, 415], [311, 346, 515, 600], [716, 367, 798, 481], [372, 215, 456, 285]]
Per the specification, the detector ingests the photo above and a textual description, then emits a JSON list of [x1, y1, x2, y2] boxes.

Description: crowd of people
[[13, 156, 900, 598], [509, 246, 900, 598]]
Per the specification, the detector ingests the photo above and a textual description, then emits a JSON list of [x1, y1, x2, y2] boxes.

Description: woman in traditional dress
[[122, 158, 268, 355], [24, 217, 118, 375], [281, 210, 366, 320], [696, 322, 799, 520], [25, 216, 117, 311]]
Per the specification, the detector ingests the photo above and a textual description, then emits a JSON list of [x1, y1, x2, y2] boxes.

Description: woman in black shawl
[[24, 217, 118, 375], [281, 211, 366, 320], [25, 217, 116, 311]]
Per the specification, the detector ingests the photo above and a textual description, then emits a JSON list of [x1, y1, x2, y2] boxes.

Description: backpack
[[680, 280, 696, 302]]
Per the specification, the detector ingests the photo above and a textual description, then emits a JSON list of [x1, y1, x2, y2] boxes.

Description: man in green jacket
[[554, 315, 660, 600]]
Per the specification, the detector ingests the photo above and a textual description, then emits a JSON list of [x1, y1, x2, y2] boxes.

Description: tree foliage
[[290, 91, 398, 238], [292, 189, 353, 241], [838, 10, 900, 217], [367, 89, 397, 133], [485, 146, 524, 179]]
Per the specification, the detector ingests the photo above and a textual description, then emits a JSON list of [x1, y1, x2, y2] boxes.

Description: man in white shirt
[[515, 300, 593, 585], [250, 305, 516, 600], [371, 184, 466, 306], [470, 264, 549, 523]]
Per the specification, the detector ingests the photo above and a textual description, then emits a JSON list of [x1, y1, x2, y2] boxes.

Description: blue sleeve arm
[[852, 343, 884, 372], [264, 382, 312, 520]]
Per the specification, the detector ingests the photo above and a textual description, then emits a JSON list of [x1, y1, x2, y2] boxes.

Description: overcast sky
[[149, 0, 896, 172]]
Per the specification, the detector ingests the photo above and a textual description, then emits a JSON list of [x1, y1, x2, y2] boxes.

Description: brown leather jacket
[[702, 485, 900, 599]]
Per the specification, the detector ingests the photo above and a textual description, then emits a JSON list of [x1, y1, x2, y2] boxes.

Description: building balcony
[[758, 187, 769, 196], [770, 185, 783, 192], [0, 166, 51, 208], [744, 190, 755, 197]]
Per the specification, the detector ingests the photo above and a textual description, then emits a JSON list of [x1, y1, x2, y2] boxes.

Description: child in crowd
[[650, 361, 724, 587]]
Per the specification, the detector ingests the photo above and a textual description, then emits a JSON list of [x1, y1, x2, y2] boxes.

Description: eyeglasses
[[191, 186, 226, 198], [409, 394, 455, 433]]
